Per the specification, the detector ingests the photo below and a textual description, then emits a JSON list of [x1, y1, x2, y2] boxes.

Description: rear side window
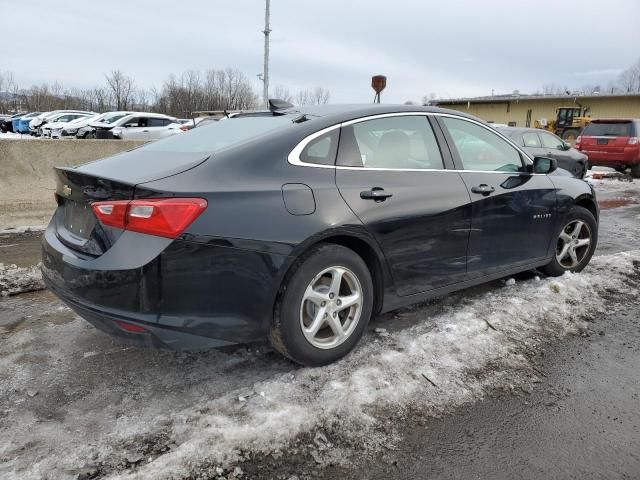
[[582, 121, 634, 137], [441, 117, 524, 173], [540, 132, 564, 149], [522, 132, 541, 147], [148, 118, 170, 127], [300, 130, 339, 165], [337, 116, 444, 170]]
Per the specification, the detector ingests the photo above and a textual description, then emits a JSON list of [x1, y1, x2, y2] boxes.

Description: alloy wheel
[[299, 266, 363, 350], [556, 219, 592, 269]]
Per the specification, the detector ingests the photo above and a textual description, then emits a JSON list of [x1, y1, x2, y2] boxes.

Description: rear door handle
[[471, 184, 495, 195], [360, 187, 393, 202]]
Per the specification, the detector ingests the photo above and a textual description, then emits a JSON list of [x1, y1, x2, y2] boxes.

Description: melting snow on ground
[[0, 263, 45, 297], [0, 250, 638, 479]]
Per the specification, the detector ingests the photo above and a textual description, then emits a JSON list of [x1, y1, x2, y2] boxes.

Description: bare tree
[[311, 86, 330, 104], [618, 58, 640, 93], [273, 84, 293, 102], [105, 70, 135, 110], [294, 86, 331, 105]]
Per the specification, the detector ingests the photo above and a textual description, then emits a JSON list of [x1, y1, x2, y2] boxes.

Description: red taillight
[[92, 201, 129, 229], [115, 320, 147, 333], [575, 136, 582, 145], [628, 137, 639, 145], [91, 197, 207, 239], [179, 125, 189, 132]]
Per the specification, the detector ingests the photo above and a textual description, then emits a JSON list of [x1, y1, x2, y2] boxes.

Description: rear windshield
[[140, 116, 294, 153], [582, 121, 634, 137]]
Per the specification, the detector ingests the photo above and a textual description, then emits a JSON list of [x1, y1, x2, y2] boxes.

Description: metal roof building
[[433, 93, 640, 128]]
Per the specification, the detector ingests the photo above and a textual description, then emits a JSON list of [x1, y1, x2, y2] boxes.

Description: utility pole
[[262, 0, 271, 108]]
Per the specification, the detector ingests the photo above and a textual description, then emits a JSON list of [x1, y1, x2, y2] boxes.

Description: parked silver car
[[497, 126, 588, 178]]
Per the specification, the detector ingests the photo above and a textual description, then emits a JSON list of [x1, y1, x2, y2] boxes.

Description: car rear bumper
[[41, 221, 289, 349], [580, 148, 640, 167]]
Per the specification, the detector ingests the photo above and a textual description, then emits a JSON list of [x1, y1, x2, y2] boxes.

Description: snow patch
[[0, 263, 45, 296], [1, 251, 638, 479]]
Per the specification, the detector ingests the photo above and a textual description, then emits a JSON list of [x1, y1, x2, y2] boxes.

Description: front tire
[[269, 244, 374, 366], [540, 206, 597, 277], [630, 164, 640, 178]]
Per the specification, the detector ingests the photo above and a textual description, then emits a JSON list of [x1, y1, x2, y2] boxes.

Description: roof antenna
[[268, 98, 294, 112]]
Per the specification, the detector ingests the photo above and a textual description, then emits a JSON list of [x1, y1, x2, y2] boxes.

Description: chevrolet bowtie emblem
[[62, 185, 72, 197]]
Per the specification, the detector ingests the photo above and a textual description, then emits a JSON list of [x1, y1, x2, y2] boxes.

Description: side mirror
[[533, 156, 557, 174], [560, 142, 571, 151]]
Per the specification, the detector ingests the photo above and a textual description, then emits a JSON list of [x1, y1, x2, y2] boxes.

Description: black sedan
[[497, 126, 589, 178], [42, 102, 599, 366]]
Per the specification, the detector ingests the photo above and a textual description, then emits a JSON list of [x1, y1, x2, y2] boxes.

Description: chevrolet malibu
[[42, 103, 599, 366]]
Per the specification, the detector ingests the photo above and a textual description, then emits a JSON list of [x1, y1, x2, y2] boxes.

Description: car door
[[539, 131, 580, 176], [121, 117, 147, 139], [334, 114, 471, 296], [436, 115, 557, 278], [144, 118, 169, 139]]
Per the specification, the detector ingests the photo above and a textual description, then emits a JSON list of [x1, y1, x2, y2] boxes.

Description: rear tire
[[540, 206, 597, 277], [630, 164, 640, 178], [269, 243, 374, 366]]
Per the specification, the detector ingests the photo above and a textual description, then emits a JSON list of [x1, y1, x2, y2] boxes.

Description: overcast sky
[[1, 0, 639, 103]]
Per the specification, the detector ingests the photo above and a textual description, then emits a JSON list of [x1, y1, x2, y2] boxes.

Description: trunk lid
[[53, 149, 209, 256], [580, 120, 635, 155]]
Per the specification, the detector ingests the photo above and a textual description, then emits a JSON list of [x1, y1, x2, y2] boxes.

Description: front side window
[[522, 132, 542, 148], [123, 117, 141, 128], [300, 129, 339, 165], [540, 132, 563, 149], [336, 116, 444, 170], [441, 117, 524, 173]]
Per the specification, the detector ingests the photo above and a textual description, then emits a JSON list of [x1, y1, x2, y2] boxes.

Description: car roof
[[589, 118, 638, 123], [122, 112, 174, 119], [496, 126, 555, 135], [235, 103, 486, 130]]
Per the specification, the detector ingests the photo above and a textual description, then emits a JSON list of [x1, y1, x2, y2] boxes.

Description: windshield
[[102, 113, 131, 124], [140, 115, 294, 153]]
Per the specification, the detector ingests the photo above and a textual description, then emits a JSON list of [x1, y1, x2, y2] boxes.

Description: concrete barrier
[[0, 139, 147, 229]]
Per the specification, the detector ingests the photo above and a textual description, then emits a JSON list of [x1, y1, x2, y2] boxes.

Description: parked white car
[[49, 114, 101, 138], [29, 110, 94, 131], [40, 112, 96, 138], [109, 113, 186, 140], [76, 111, 137, 138]]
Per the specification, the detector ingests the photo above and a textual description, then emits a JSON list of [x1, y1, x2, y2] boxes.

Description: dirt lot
[[1, 175, 639, 480]]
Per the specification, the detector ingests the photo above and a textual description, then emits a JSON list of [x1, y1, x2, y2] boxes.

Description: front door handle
[[360, 187, 393, 202], [471, 184, 495, 196]]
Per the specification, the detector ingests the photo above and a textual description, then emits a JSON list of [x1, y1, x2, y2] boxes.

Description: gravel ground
[[0, 176, 639, 480]]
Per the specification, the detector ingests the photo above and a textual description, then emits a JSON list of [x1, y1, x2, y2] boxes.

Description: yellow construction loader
[[534, 106, 592, 143]]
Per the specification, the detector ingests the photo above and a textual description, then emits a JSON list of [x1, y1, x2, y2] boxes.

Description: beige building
[[434, 93, 640, 128]]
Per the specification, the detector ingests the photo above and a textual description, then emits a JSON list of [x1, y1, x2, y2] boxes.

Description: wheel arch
[[574, 194, 598, 221], [272, 230, 391, 322]]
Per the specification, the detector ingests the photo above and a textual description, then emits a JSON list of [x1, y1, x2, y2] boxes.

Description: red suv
[[576, 119, 640, 177]]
